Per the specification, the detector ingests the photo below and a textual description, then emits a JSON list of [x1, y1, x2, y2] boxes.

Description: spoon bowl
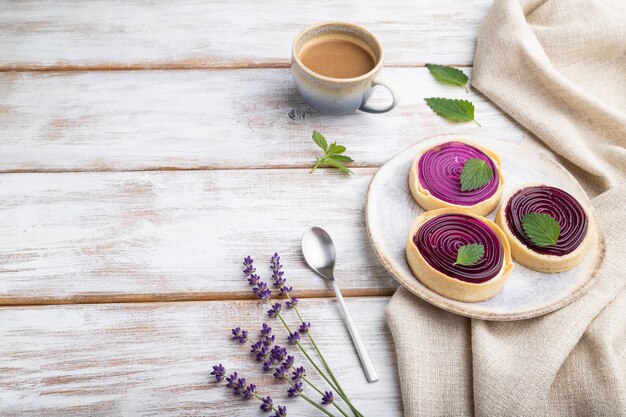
[[301, 227, 337, 280]]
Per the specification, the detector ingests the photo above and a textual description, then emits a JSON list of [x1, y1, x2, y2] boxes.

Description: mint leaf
[[328, 154, 354, 163], [522, 213, 561, 247], [327, 142, 346, 155], [426, 64, 469, 92], [460, 158, 494, 191], [424, 98, 480, 126], [312, 130, 328, 151], [310, 130, 353, 174], [321, 157, 353, 174], [454, 244, 484, 266]]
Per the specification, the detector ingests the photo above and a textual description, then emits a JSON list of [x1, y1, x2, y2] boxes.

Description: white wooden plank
[[0, 68, 528, 173], [0, 168, 400, 304], [0, 0, 491, 69], [0, 297, 401, 416]]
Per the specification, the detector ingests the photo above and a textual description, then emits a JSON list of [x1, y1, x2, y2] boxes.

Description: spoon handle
[[330, 280, 379, 383]]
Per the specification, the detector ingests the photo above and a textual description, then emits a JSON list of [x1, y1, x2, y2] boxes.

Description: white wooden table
[[0, 1, 533, 415]]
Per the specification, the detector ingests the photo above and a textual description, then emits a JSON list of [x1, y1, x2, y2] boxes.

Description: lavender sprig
[[241, 257, 358, 417], [261, 323, 272, 335], [287, 382, 304, 398], [231, 324, 350, 417], [292, 366, 306, 382], [211, 364, 288, 416], [211, 364, 226, 382], [267, 303, 282, 318], [244, 258, 332, 382], [285, 296, 298, 309], [287, 331, 301, 345], [264, 254, 360, 416], [253, 282, 272, 300], [231, 327, 248, 343], [266, 346, 335, 417]]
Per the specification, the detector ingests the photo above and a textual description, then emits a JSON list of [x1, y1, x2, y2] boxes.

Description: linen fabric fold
[[386, 0, 626, 415]]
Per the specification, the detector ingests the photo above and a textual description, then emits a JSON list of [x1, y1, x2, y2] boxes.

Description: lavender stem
[[274, 310, 342, 395], [283, 378, 337, 417], [301, 375, 351, 417], [292, 303, 362, 417], [251, 393, 278, 414], [292, 302, 346, 398], [300, 392, 338, 417]]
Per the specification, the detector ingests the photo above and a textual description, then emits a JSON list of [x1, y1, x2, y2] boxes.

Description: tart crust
[[406, 207, 514, 303], [408, 139, 505, 216], [495, 183, 595, 273]]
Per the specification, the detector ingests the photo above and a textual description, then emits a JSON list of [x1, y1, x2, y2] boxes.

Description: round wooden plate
[[366, 134, 604, 321]]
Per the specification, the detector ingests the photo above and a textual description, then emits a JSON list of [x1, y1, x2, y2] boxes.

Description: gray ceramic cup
[[291, 22, 400, 115]]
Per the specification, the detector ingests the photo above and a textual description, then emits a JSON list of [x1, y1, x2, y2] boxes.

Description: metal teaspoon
[[301, 226, 379, 383]]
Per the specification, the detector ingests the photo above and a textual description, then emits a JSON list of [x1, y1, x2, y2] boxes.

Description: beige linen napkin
[[385, 0, 626, 415]]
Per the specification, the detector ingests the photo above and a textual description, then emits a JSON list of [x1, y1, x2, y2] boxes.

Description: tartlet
[[409, 140, 505, 216], [496, 184, 594, 273], [406, 207, 514, 302]]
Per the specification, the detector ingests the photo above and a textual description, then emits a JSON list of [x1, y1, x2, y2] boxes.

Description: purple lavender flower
[[225, 372, 238, 388], [233, 254, 353, 416], [267, 302, 282, 318], [243, 256, 256, 276], [270, 345, 287, 362], [262, 334, 276, 346], [274, 405, 288, 417], [262, 357, 275, 372], [250, 340, 263, 354], [298, 322, 311, 333], [291, 366, 306, 382], [242, 383, 257, 400], [231, 327, 242, 338], [281, 355, 295, 369], [270, 253, 282, 271], [260, 323, 272, 336], [321, 391, 334, 405], [260, 396, 273, 412], [211, 364, 226, 382], [273, 365, 287, 380], [233, 377, 247, 395], [231, 327, 248, 343], [252, 281, 266, 294], [287, 331, 300, 345], [285, 295, 298, 308], [214, 367, 286, 415], [287, 382, 303, 398], [247, 273, 260, 286], [270, 253, 287, 288], [255, 346, 269, 362], [272, 272, 286, 288], [253, 282, 272, 300]]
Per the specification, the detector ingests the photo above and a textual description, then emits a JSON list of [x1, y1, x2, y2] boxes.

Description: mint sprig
[[460, 158, 494, 191], [424, 98, 480, 126], [454, 243, 484, 266], [310, 130, 353, 174], [522, 212, 561, 247], [426, 64, 469, 93]]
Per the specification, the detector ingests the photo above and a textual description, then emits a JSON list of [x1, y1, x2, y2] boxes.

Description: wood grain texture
[[0, 0, 491, 70], [0, 297, 401, 416], [0, 168, 401, 305], [0, 68, 528, 173]]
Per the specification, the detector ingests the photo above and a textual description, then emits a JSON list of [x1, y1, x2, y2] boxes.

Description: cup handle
[[359, 77, 400, 114]]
